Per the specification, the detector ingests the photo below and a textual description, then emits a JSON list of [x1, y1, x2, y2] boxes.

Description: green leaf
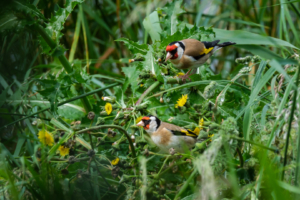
[[161, 0, 185, 35], [0, 0, 45, 33], [115, 86, 126, 108], [143, 46, 163, 82], [238, 45, 282, 60], [4, 98, 86, 120], [76, 136, 92, 150], [115, 38, 148, 54], [122, 65, 139, 94], [143, 11, 162, 42], [213, 28, 299, 50], [40, 0, 84, 54], [37, 82, 61, 114], [277, 181, 300, 194], [12, 0, 46, 20], [236, 64, 277, 120], [160, 25, 215, 48], [0, 12, 31, 33]]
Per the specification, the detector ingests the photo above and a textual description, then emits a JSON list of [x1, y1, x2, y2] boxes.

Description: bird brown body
[[165, 39, 236, 79], [136, 116, 197, 153]]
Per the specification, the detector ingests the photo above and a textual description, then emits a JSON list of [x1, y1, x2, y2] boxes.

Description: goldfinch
[[165, 39, 236, 80], [136, 115, 198, 153]]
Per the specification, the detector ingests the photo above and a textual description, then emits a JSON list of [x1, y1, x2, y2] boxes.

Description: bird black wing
[[202, 40, 220, 49], [169, 129, 198, 138]]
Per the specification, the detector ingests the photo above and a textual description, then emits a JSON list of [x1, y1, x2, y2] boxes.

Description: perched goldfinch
[[165, 39, 236, 80], [136, 115, 198, 153]]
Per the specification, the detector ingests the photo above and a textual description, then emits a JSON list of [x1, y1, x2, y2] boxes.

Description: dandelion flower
[[105, 103, 112, 115], [199, 118, 204, 128], [58, 145, 69, 156], [111, 157, 120, 165], [175, 94, 188, 108], [177, 72, 185, 76], [38, 130, 54, 146], [140, 84, 144, 87]]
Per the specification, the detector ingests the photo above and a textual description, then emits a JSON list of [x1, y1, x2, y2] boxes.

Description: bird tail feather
[[217, 42, 236, 47]]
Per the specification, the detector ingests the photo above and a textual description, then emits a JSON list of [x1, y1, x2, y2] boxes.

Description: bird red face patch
[[166, 44, 177, 52], [142, 116, 150, 121], [144, 124, 150, 130]]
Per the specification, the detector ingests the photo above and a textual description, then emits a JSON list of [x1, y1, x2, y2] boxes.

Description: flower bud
[[96, 117, 105, 125], [131, 135, 135, 142], [169, 147, 176, 155], [87, 111, 95, 120], [107, 129, 117, 138]]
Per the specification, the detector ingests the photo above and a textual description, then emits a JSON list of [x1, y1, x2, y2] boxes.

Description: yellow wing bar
[[200, 47, 214, 55]]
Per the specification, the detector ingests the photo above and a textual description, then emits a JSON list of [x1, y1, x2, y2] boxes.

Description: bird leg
[[177, 68, 196, 83]]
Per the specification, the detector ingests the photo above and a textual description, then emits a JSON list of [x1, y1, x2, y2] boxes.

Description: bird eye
[[170, 49, 177, 54]]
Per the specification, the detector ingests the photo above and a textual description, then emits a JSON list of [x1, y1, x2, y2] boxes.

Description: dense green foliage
[[0, 0, 300, 199]]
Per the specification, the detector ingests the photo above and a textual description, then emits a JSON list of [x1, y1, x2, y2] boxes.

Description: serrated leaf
[[40, 0, 84, 54], [0, 12, 31, 33], [160, 25, 215, 48], [115, 86, 126, 108], [115, 38, 148, 54], [143, 11, 162, 42], [143, 46, 163, 82], [37, 83, 61, 114], [161, 0, 185, 35], [12, 0, 46, 20], [122, 66, 139, 94]]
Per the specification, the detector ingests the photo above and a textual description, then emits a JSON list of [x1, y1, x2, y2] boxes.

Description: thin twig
[[93, 158, 111, 189], [0, 113, 50, 121], [77, 125, 136, 158], [230, 136, 279, 153], [135, 81, 160, 106], [0, 83, 119, 130]]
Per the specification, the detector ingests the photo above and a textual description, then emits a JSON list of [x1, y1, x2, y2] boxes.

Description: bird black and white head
[[165, 41, 185, 62], [136, 115, 161, 134]]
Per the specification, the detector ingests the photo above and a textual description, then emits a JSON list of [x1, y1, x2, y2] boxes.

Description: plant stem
[[0, 112, 50, 121], [282, 64, 300, 181], [77, 125, 136, 158], [1, 83, 119, 129], [34, 23, 92, 112], [34, 24, 73, 74], [93, 158, 111, 189], [174, 169, 197, 200], [155, 156, 170, 178], [230, 136, 279, 153], [135, 81, 160, 106]]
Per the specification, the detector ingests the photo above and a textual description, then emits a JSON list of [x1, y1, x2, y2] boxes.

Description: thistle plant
[[0, 0, 300, 200]]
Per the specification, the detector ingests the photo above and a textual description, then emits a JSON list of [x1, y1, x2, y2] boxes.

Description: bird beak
[[136, 121, 144, 127], [165, 52, 172, 62]]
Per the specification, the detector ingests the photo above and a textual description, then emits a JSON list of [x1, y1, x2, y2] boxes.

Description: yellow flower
[[111, 157, 120, 165], [105, 103, 112, 115], [38, 130, 54, 146], [136, 116, 143, 123], [175, 94, 188, 108], [177, 72, 185, 76], [140, 84, 144, 87], [58, 145, 69, 156], [199, 118, 204, 127]]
